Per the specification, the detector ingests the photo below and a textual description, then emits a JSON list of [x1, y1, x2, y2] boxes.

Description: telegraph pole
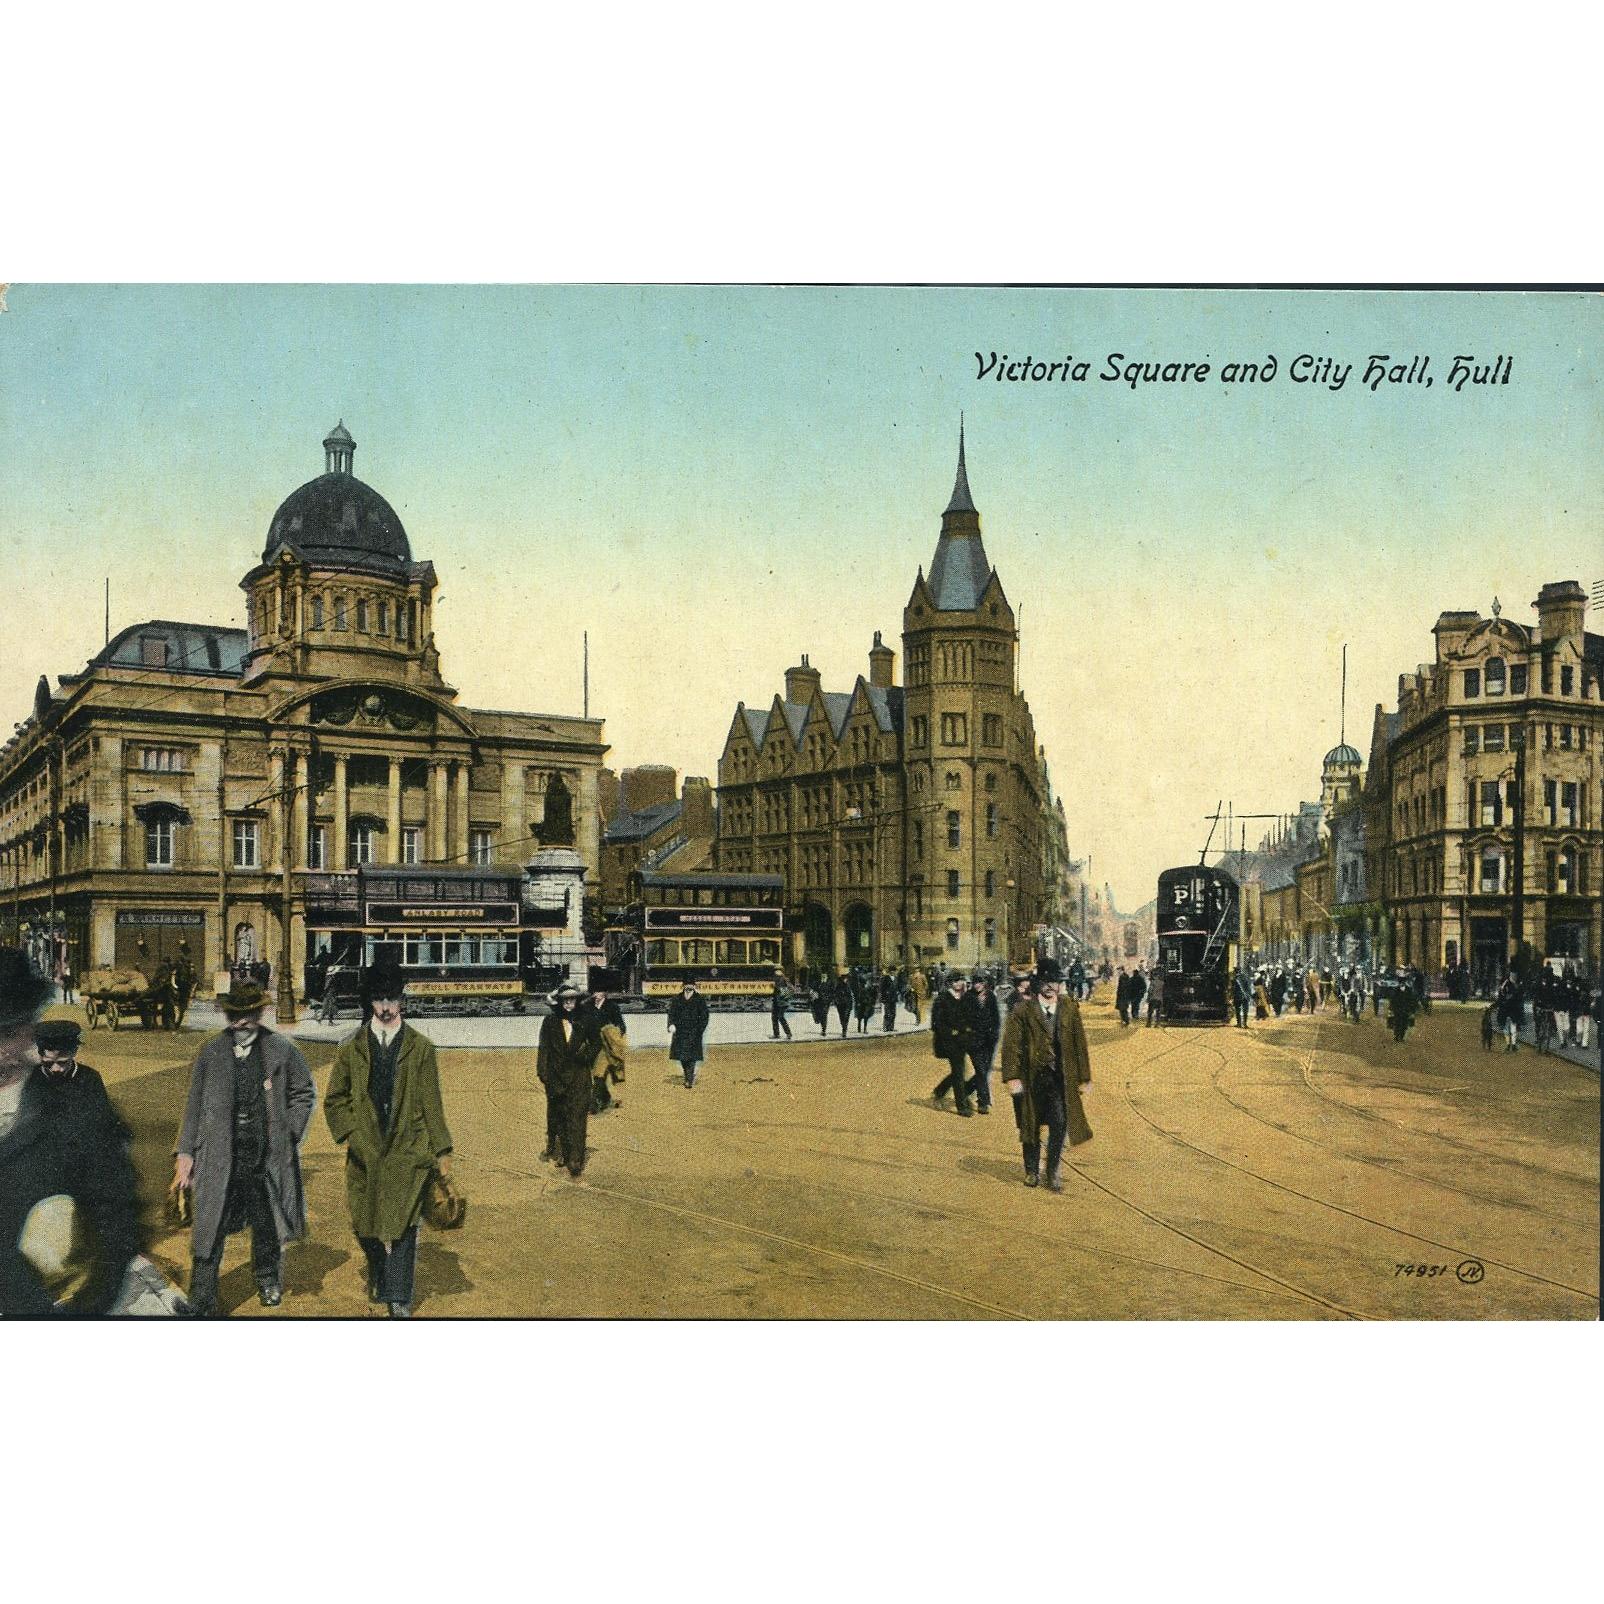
[[1510, 723, 1527, 975], [276, 746, 298, 1024]]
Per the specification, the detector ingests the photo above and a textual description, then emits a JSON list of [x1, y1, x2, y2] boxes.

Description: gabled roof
[[741, 708, 767, 746], [604, 798, 682, 844], [863, 684, 904, 734], [777, 700, 809, 742], [820, 691, 853, 737]]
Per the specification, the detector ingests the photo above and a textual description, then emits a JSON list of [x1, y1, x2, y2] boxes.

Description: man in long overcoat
[[1002, 958, 1092, 1190], [832, 974, 853, 1039], [666, 977, 711, 1088], [538, 982, 594, 1172], [961, 972, 1001, 1114], [172, 979, 315, 1315], [324, 965, 453, 1316], [930, 972, 974, 1115], [907, 967, 928, 1024]]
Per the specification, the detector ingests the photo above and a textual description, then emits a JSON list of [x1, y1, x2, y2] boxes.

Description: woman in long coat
[[324, 1013, 453, 1302]]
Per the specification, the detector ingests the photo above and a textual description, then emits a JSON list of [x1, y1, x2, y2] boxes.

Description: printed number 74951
[[1395, 1263, 1449, 1277]]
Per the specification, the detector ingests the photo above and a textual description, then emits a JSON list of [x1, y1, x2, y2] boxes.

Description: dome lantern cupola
[[323, 420, 356, 475]]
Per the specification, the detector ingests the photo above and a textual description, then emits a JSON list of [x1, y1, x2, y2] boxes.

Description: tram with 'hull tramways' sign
[[605, 871, 788, 1004], [1155, 864, 1239, 1024]]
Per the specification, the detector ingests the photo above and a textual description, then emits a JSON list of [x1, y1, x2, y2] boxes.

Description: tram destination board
[[644, 907, 784, 931], [365, 900, 521, 926]]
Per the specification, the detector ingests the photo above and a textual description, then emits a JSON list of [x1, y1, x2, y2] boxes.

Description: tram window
[[646, 940, 671, 965], [717, 939, 749, 964], [404, 879, 434, 899], [755, 940, 781, 964], [446, 938, 475, 966], [681, 939, 714, 965], [697, 888, 714, 906]]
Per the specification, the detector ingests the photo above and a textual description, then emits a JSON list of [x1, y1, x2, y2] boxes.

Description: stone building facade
[[0, 425, 606, 997], [714, 431, 1057, 971]]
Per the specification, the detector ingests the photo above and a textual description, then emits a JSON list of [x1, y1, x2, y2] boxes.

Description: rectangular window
[[1462, 726, 1479, 755], [470, 828, 493, 865], [1479, 852, 1501, 894], [982, 713, 1003, 747], [1509, 663, 1528, 695], [1483, 723, 1504, 753], [139, 636, 169, 668], [141, 747, 185, 772], [1504, 780, 1519, 817], [1484, 659, 1505, 695], [984, 917, 996, 949], [1560, 665, 1574, 695], [986, 802, 998, 839], [947, 869, 960, 898], [350, 822, 375, 865], [1479, 782, 1502, 827], [1463, 669, 1480, 698], [232, 819, 259, 869], [1559, 723, 1573, 751], [307, 823, 328, 870], [985, 869, 995, 897], [910, 716, 928, 748], [945, 918, 960, 951], [912, 821, 923, 860], [402, 827, 422, 865], [1562, 782, 1578, 828], [940, 712, 968, 745], [947, 810, 960, 850], [145, 816, 174, 868]]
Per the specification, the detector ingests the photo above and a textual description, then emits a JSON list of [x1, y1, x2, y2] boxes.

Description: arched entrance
[[802, 902, 833, 974], [844, 902, 874, 967]]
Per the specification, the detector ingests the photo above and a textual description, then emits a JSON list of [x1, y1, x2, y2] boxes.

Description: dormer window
[[1484, 658, 1505, 695]]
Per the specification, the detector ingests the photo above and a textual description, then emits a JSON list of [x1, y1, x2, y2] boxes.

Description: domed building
[[0, 426, 608, 1004]]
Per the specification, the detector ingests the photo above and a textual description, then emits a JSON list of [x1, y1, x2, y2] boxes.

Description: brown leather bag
[[423, 1171, 466, 1231], [165, 1181, 193, 1230]]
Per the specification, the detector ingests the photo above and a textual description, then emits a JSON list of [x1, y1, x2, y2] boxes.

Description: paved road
[[78, 997, 1600, 1318]]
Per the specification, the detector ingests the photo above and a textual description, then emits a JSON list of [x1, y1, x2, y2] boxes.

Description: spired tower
[[901, 423, 1021, 964]]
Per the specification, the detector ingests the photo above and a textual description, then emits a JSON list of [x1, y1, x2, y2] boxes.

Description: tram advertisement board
[[365, 900, 520, 926], [644, 908, 784, 931]]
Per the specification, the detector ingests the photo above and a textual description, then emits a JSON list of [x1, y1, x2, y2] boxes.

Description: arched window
[[311, 594, 324, 629], [1484, 657, 1506, 695]]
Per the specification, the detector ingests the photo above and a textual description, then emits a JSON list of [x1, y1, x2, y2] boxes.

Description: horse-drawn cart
[[82, 967, 153, 1030]]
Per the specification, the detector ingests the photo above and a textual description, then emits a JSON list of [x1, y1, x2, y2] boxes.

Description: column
[[429, 760, 448, 862], [332, 753, 349, 871], [454, 762, 471, 863], [502, 761, 526, 864], [269, 750, 286, 873], [289, 748, 307, 869], [387, 756, 402, 864]]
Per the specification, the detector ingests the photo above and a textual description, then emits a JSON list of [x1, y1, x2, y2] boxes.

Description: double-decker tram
[[608, 871, 787, 1003], [305, 864, 529, 1012], [1155, 864, 1239, 1023]]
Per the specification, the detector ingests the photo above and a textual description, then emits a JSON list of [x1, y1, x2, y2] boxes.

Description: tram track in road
[[1256, 1019, 1600, 1199], [1122, 1032, 1600, 1310], [1207, 1030, 1596, 1229], [480, 1041, 1322, 1315]]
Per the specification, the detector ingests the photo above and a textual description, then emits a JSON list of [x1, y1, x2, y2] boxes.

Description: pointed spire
[[944, 414, 975, 515]]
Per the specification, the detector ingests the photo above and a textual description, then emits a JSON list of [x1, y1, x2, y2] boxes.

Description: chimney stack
[[784, 654, 823, 704], [868, 630, 895, 689]]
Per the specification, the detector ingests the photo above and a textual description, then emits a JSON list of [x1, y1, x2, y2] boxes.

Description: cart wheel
[[109, 1002, 122, 1030], [86, 998, 101, 1029]]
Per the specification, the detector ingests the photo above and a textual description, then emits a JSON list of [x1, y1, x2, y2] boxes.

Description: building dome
[[262, 424, 411, 574], [1323, 742, 1361, 768]]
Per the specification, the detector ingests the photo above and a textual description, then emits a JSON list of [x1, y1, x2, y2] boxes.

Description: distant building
[[598, 767, 715, 912]]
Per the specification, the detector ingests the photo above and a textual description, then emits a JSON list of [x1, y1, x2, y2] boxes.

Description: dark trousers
[[836, 1006, 850, 1037], [677, 1056, 701, 1087], [190, 1167, 279, 1312], [1021, 1072, 1067, 1180], [591, 1074, 613, 1114], [963, 1045, 996, 1111], [883, 1000, 896, 1030], [1146, 997, 1162, 1026], [1234, 998, 1249, 1027], [771, 1003, 792, 1039], [933, 1051, 972, 1112], [359, 1223, 418, 1306]]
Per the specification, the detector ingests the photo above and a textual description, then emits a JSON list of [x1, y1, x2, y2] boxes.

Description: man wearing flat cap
[[538, 980, 593, 1177], [324, 962, 453, 1317], [171, 978, 316, 1315], [1001, 957, 1093, 1191], [0, 952, 142, 1315]]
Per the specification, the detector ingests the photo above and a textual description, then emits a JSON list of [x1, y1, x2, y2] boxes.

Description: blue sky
[[1, 286, 1598, 907]]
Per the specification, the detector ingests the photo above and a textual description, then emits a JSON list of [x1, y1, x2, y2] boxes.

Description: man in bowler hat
[[538, 982, 594, 1176], [1002, 957, 1092, 1190], [324, 962, 453, 1317], [171, 978, 316, 1315]]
